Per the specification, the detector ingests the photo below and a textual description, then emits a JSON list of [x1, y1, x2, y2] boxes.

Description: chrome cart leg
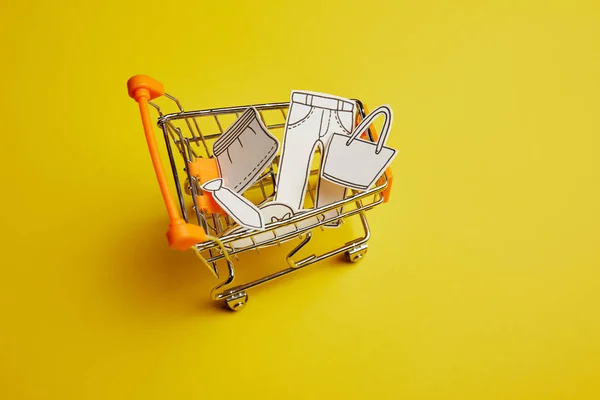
[[345, 243, 368, 263], [210, 232, 315, 310], [211, 260, 248, 311], [210, 260, 236, 297], [343, 210, 371, 263], [225, 291, 248, 311], [207, 258, 249, 311], [209, 211, 371, 310], [286, 232, 316, 268]]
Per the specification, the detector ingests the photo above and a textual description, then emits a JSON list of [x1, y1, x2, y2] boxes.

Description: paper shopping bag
[[321, 105, 396, 191]]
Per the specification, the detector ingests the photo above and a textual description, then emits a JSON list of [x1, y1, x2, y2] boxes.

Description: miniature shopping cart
[[127, 75, 394, 310]]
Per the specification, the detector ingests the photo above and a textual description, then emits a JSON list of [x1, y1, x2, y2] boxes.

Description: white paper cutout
[[197, 96, 396, 235], [261, 202, 295, 223], [274, 91, 356, 227], [213, 107, 279, 193], [322, 105, 397, 191], [202, 178, 265, 230], [224, 202, 322, 250]]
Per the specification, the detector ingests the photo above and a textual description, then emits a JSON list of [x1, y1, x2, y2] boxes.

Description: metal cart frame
[[127, 75, 393, 310]]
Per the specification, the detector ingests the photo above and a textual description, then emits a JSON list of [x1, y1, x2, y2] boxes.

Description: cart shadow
[[112, 213, 364, 317], [222, 241, 353, 302], [111, 216, 220, 318], [198, 219, 364, 306]]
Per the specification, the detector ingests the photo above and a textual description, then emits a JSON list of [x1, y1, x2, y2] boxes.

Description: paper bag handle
[[346, 105, 393, 155]]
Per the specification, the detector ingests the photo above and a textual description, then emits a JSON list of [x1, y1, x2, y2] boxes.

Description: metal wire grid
[[148, 98, 387, 258]]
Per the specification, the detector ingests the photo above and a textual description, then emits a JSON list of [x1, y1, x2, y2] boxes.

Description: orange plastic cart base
[[167, 220, 207, 251], [189, 158, 225, 214]]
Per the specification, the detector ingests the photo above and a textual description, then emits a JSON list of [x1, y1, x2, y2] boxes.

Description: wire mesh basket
[[127, 75, 393, 310]]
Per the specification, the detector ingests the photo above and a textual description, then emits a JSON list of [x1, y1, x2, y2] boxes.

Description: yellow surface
[[1, 0, 600, 398]]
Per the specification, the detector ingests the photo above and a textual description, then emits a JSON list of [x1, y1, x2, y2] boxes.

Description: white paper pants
[[275, 91, 355, 224]]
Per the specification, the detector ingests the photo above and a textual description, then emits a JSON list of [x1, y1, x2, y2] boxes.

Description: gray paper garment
[[213, 107, 279, 193], [222, 202, 321, 250]]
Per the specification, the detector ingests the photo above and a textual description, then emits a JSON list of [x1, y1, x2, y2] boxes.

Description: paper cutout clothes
[[202, 178, 264, 230], [213, 107, 279, 193], [275, 91, 356, 226], [322, 105, 397, 191], [223, 202, 322, 250]]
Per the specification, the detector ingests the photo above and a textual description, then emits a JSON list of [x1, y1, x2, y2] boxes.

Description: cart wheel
[[345, 244, 368, 263], [225, 291, 248, 311]]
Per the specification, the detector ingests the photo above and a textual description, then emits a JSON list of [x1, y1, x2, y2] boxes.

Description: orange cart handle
[[127, 75, 206, 250]]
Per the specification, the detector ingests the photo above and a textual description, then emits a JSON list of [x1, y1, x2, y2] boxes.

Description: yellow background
[[2, 0, 600, 398]]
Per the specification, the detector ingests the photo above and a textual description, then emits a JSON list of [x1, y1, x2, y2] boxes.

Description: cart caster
[[345, 244, 368, 263], [225, 291, 248, 311]]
